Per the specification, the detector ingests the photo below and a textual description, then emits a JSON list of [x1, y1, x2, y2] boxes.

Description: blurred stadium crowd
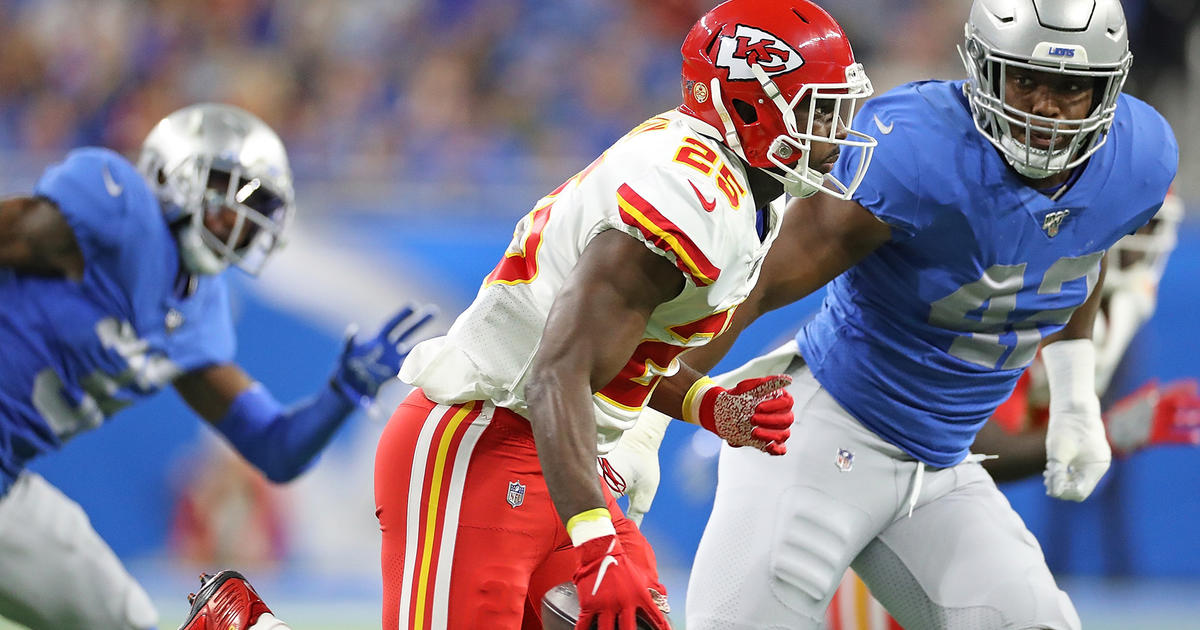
[[0, 0, 1196, 205], [0, 2, 1197, 627]]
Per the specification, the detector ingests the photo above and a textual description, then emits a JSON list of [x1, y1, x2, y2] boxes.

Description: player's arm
[[0, 196, 84, 279], [650, 192, 891, 409], [1040, 255, 1112, 501], [525, 228, 678, 628], [174, 363, 355, 483], [175, 305, 436, 483], [526, 228, 684, 525]]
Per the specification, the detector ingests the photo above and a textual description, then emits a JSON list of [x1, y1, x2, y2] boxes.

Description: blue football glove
[[332, 303, 437, 406]]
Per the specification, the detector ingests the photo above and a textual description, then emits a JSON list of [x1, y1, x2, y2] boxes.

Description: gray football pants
[[686, 346, 1079, 630], [0, 472, 157, 630]]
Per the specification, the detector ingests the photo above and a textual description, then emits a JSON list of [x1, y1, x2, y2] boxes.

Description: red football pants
[[375, 389, 662, 630]]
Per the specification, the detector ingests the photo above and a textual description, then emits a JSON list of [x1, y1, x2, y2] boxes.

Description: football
[[541, 581, 668, 630]]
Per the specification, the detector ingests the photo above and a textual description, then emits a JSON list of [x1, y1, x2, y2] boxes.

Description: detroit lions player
[[0, 103, 433, 630], [672, 0, 1177, 628]]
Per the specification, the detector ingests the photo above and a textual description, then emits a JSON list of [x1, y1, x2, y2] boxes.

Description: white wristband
[[566, 508, 616, 546], [1041, 338, 1098, 412]]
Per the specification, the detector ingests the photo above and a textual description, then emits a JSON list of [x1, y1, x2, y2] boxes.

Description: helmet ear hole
[[732, 99, 759, 125]]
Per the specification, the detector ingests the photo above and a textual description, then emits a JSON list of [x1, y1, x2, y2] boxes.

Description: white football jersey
[[400, 110, 784, 453]]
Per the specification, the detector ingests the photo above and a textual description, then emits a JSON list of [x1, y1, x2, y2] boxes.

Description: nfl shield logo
[[506, 481, 526, 508], [835, 448, 854, 473]]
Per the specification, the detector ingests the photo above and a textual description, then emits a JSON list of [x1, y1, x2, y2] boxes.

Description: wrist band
[[1041, 338, 1098, 413], [566, 507, 615, 546], [682, 376, 717, 425]]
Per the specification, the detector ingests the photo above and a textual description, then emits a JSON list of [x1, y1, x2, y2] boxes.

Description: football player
[[0, 103, 434, 630], [660, 0, 1177, 628], [373, 1, 878, 628], [823, 194, 1198, 630]]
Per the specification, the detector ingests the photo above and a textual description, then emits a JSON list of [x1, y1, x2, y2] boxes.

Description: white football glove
[[1043, 339, 1111, 502], [599, 408, 671, 526]]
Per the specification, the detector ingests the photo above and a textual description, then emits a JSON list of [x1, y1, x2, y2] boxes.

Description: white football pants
[[687, 347, 1080, 630], [0, 472, 157, 630]]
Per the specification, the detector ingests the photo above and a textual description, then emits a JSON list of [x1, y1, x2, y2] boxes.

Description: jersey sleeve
[[166, 274, 237, 370], [33, 148, 162, 267], [833, 88, 930, 241], [604, 167, 725, 288], [1116, 95, 1179, 236]]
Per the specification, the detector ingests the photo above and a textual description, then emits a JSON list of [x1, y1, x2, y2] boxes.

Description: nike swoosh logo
[[592, 555, 619, 596], [873, 114, 894, 135], [101, 164, 123, 197], [688, 180, 717, 212]]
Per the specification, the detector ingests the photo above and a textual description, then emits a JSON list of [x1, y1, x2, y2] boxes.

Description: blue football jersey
[[798, 80, 1177, 467], [0, 148, 235, 486]]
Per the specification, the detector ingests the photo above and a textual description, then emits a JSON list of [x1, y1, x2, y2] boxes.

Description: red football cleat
[[178, 570, 273, 630]]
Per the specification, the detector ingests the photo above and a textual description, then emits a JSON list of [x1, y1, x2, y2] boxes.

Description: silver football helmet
[[138, 103, 295, 275], [959, 0, 1132, 179]]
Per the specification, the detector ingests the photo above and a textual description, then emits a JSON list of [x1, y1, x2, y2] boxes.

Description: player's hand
[[599, 410, 671, 526], [1044, 391, 1110, 502], [573, 535, 670, 630], [684, 375, 794, 455], [332, 304, 437, 406], [1105, 379, 1200, 456]]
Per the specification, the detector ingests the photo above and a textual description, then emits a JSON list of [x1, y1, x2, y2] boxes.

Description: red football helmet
[[679, 0, 876, 199]]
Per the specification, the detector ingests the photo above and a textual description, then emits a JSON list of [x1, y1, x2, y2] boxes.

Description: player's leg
[[0, 472, 157, 630], [524, 533, 576, 630], [375, 391, 559, 630], [854, 461, 1079, 630], [686, 365, 897, 630]]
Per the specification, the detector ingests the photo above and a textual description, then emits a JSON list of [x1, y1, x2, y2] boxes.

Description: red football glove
[[684, 375, 794, 455], [1105, 379, 1200, 456], [573, 535, 670, 630]]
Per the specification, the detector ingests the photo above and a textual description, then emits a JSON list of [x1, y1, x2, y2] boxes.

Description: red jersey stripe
[[616, 183, 721, 286]]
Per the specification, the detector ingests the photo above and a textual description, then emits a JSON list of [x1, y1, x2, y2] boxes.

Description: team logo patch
[[1042, 209, 1071, 237], [506, 480, 526, 508], [715, 24, 804, 80], [165, 308, 185, 333], [835, 448, 854, 472], [693, 81, 709, 103]]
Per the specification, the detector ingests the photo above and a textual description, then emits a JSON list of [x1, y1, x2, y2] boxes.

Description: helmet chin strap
[[764, 166, 821, 198], [708, 78, 747, 161]]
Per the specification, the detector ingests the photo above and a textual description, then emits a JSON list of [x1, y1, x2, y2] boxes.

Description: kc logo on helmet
[[716, 25, 804, 80]]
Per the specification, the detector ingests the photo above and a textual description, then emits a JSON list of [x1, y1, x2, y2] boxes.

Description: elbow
[[524, 369, 558, 414], [258, 458, 312, 484]]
